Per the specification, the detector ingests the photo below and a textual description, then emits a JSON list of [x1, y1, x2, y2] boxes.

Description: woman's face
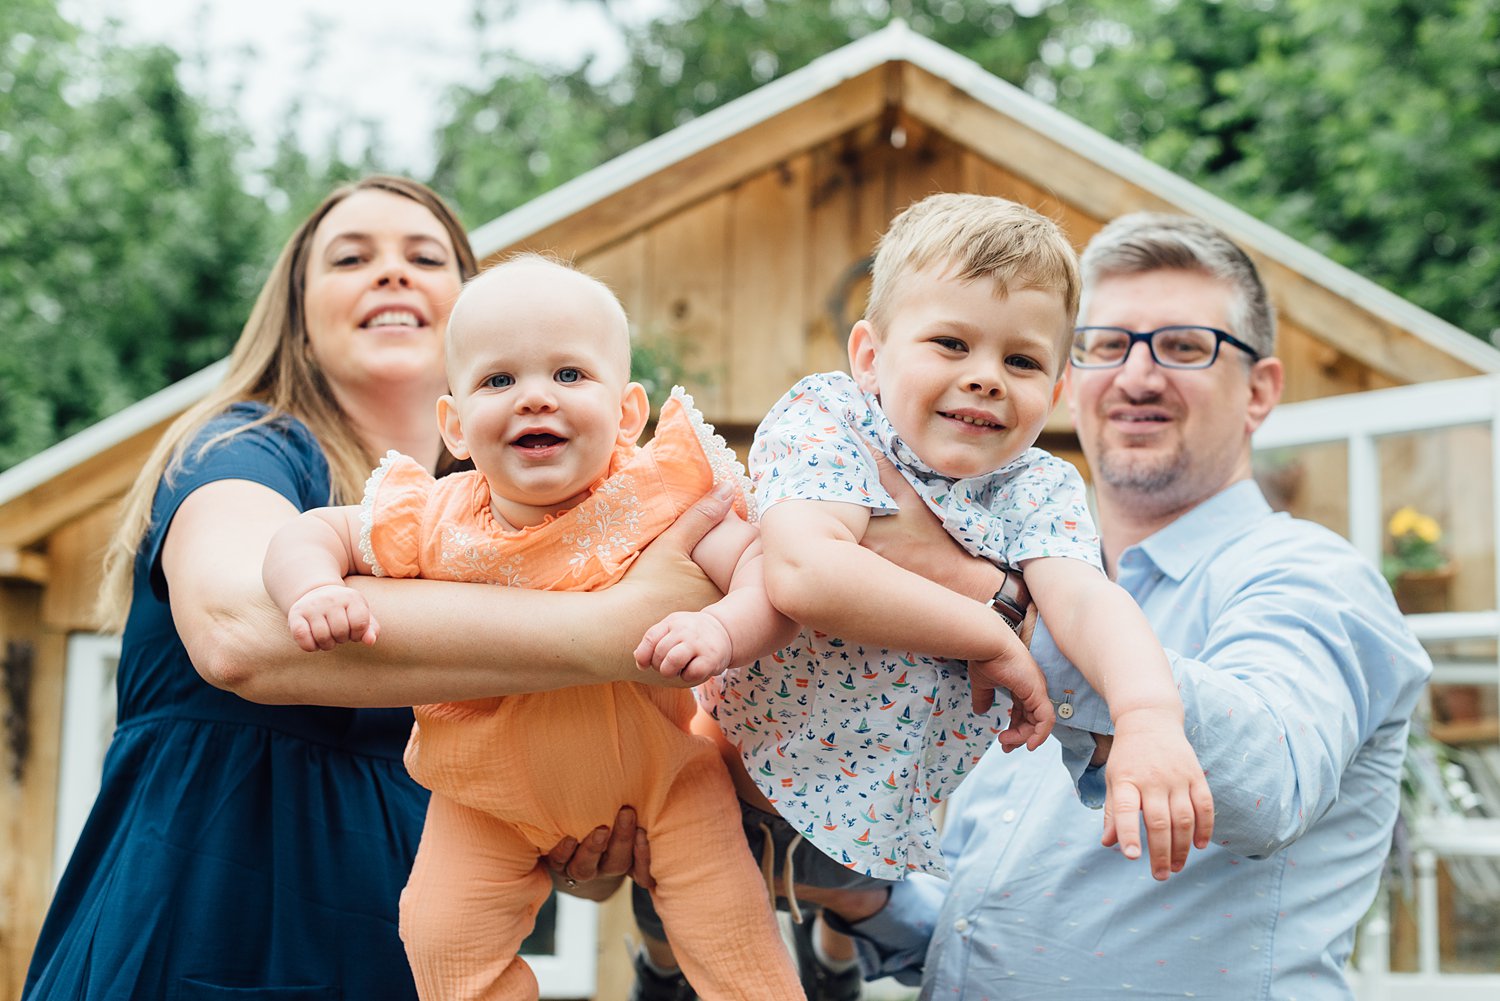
[[302, 189, 462, 406]]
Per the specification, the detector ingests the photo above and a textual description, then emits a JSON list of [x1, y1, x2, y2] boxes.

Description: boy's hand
[[286, 583, 379, 652], [1098, 706, 1214, 880], [635, 611, 735, 684], [967, 650, 1054, 751]]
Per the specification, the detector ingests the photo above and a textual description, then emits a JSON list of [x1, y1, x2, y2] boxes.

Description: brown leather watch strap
[[985, 564, 1030, 634]]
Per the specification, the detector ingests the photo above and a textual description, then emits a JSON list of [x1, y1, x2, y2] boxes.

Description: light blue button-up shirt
[[847, 480, 1432, 1000]]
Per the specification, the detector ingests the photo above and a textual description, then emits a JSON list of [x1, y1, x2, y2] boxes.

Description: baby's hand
[[635, 611, 734, 684], [968, 650, 1054, 751], [286, 584, 379, 652], [1099, 707, 1214, 880]]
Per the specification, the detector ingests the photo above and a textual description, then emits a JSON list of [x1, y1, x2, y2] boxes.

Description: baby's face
[[849, 265, 1069, 480], [439, 263, 645, 528]]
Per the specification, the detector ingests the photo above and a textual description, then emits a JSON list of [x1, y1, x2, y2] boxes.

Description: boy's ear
[[847, 320, 881, 395], [1051, 378, 1065, 408], [618, 382, 650, 446], [436, 395, 471, 460]]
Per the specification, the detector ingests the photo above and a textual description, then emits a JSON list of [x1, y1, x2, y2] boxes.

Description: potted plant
[[1381, 506, 1454, 615]]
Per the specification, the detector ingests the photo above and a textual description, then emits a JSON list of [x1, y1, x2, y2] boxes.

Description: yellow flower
[[1388, 506, 1420, 538], [1413, 515, 1442, 545]]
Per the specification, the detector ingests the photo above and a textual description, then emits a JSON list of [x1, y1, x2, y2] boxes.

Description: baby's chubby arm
[[635, 510, 800, 684], [1022, 556, 1215, 879], [261, 506, 379, 652], [757, 498, 1053, 749]]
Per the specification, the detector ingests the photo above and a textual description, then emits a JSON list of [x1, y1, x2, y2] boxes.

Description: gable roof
[[3, 21, 1495, 549]]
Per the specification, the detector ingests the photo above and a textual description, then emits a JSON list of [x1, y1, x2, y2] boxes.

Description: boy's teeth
[[950, 413, 996, 427]]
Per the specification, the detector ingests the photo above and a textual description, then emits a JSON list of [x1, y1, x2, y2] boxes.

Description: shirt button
[[953, 918, 970, 934], [1001, 809, 1017, 823]]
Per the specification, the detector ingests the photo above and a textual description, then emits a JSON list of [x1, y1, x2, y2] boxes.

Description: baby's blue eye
[[483, 373, 514, 389], [556, 368, 583, 384], [1007, 355, 1042, 371], [933, 337, 967, 352]]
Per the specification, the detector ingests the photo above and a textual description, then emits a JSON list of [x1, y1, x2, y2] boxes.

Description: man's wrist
[[956, 557, 1009, 604]]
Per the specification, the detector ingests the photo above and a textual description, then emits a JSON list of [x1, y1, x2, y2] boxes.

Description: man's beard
[[1094, 441, 1190, 496]]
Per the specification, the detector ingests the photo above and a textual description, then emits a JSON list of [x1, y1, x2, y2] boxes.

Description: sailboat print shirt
[[698, 372, 1102, 879]]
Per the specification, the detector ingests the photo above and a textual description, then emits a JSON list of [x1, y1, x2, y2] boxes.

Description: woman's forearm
[[196, 577, 697, 707]]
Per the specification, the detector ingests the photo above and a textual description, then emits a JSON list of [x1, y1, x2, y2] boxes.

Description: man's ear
[[847, 320, 881, 395], [1244, 357, 1284, 434], [618, 382, 650, 446], [437, 395, 471, 459]]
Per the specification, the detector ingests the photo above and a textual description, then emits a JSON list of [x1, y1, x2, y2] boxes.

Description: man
[[824, 212, 1432, 999]]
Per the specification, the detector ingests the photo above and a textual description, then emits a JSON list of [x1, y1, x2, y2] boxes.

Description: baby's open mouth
[[514, 433, 565, 449]]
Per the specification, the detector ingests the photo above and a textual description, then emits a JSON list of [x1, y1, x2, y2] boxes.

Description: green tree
[[0, 1, 275, 469], [430, 0, 1085, 225], [1044, 0, 1500, 340]]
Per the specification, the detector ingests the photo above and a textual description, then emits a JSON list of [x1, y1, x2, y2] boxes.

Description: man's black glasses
[[1070, 325, 1261, 370]]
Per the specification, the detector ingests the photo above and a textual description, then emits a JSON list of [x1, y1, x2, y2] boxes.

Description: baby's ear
[[618, 382, 650, 445], [847, 320, 881, 394], [436, 395, 471, 459]]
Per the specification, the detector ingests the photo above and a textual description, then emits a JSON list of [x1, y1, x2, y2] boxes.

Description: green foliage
[[0, 3, 274, 468], [4, 0, 1499, 474], [1043, 0, 1500, 341]]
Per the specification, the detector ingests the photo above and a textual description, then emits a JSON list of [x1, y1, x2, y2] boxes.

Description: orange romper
[[362, 393, 803, 1001]]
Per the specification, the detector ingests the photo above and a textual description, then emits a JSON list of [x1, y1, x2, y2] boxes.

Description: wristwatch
[[985, 564, 1029, 635]]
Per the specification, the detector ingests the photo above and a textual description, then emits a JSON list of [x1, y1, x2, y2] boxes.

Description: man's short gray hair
[[1079, 213, 1275, 359]]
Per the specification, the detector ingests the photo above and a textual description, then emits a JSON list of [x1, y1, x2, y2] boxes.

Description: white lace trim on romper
[[359, 449, 405, 578], [669, 385, 756, 522]]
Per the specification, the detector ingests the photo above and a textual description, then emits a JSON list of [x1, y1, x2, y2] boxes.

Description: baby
[[262, 255, 803, 1001], [635, 195, 1213, 944]]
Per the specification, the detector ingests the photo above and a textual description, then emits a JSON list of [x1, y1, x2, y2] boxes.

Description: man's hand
[[1098, 707, 1214, 880], [544, 806, 654, 902]]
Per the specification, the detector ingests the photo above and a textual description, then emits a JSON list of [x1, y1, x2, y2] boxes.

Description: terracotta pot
[[1393, 564, 1456, 615]]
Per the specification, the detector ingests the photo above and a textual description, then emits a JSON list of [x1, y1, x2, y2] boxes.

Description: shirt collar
[[1127, 479, 1272, 582]]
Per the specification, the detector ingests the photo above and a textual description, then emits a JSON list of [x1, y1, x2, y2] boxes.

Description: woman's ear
[[847, 320, 881, 395], [436, 395, 471, 459], [618, 382, 650, 446]]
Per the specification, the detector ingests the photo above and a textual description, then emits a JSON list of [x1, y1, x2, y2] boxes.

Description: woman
[[25, 176, 723, 999]]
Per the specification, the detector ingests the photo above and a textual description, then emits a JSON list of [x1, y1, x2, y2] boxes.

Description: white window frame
[[1255, 374, 1500, 999], [51, 632, 597, 997], [53, 632, 121, 883]]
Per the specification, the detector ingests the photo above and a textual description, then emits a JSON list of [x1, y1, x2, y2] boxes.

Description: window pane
[[1379, 425, 1495, 613], [1252, 442, 1349, 535]]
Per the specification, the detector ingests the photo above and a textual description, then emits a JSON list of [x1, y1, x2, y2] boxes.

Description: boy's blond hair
[[865, 193, 1080, 350]]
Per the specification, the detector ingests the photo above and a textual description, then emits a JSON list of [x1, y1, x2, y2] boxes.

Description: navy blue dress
[[25, 404, 427, 1000]]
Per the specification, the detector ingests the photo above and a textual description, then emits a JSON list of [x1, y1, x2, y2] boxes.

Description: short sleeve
[[361, 451, 438, 579], [748, 373, 899, 517], [997, 452, 1103, 570], [144, 403, 330, 601]]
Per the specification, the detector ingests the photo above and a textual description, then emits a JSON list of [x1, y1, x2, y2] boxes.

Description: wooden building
[[3, 23, 1497, 1001]]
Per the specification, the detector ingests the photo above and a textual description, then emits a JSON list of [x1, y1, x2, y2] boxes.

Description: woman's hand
[[544, 806, 654, 902], [610, 482, 737, 685]]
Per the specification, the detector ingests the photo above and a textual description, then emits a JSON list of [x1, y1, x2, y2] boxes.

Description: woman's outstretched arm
[[165, 479, 735, 707]]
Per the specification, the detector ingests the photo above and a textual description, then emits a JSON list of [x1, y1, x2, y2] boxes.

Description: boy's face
[[849, 265, 1068, 480], [438, 264, 647, 528]]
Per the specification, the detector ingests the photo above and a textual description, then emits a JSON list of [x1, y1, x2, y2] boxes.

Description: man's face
[[1065, 268, 1280, 518]]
